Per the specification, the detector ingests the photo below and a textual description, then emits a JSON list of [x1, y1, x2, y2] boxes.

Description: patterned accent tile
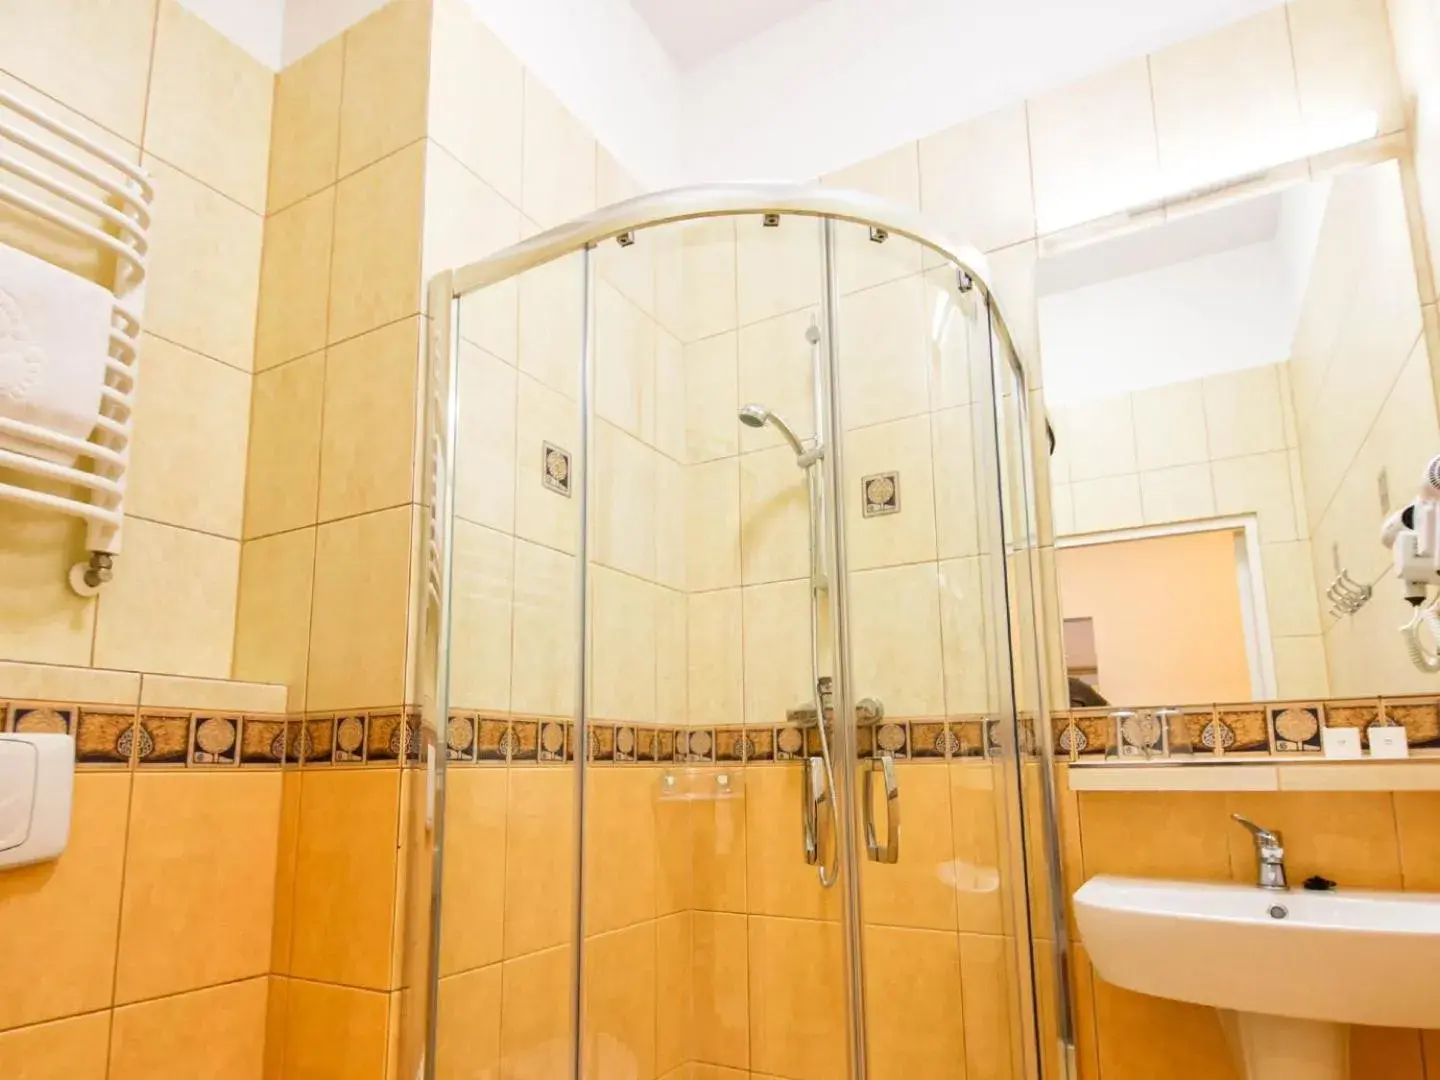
[[1383, 697, 1440, 749], [613, 725, 637, 762], [404, 710, 423, 763], [1214, 705, 1268, 753], [804, 724, 825, 758], [1113, 711, 1165, 760], [446, 713, 477, 763], [332, 715, 368, 764], [303, 716, 335, 765], [286, 718, 308, 764], [909, 721, 948, 759], [538, 719, 567, 762], [135, 712, 190, 765], [542, 441, 572, 496], [872, 720, 909, 759], [471, 716, 508, 762], [509, 718, 539, 763], [714, 727, 749, 763], [588, 723, 615, 763], [684, 728, 717, 763], [189, 714, 242, 766], [861, 471, 900, 517], [1268, 702, 1325, 754], [241, 717, 289, 766], [748, 727, 775, 762], [636, 725, 657, 762], [952, 719, 989, 759], [856, 723, 874, 759], [366, 712, 407, 764], [774, 724, 805, 761], [1323, 701, 1381, 750], [9, 702, 75, 735], [75, 708, 137, 765], [656, 728, 675, 762], [1070, 710, 1109, 756]]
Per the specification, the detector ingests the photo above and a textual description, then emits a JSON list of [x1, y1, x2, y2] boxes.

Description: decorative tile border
[[1055, 695, 1440, 763], [3, 700, 293, 769]]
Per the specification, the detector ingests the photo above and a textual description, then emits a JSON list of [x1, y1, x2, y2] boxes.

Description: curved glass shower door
[[423, 191, 1064, 1080]]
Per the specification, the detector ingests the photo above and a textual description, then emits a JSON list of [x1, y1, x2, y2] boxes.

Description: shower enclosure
[[413, 186, 1070, 1080]]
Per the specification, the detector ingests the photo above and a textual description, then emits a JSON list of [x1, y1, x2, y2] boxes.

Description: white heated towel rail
[[0, 87, 153, 595]]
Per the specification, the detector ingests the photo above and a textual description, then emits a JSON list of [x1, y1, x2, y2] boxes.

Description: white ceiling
[[628, 0, 822, 66]]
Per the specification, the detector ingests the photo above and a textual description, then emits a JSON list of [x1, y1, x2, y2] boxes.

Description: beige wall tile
[[111, 976, 267, 1080], [1028, 59, 1161, 234], [585, 769, 657, 934], [824, 146, 926, 296], [329, 141, 426, 345], [514, 373, 580, 553], [1151, 7, 1304, 192], [144, 0, 273, 213], [448, 520, 514, 712], [235, 530, 313, 709], [1212, 451, 1301, 542], [986, 240, 1041, 373], [144, 157, 262, 371], [127, 335, 250, 538], [425, 145, 522, 341], [692, 910, 749, 1070], [511, 540, 579, 718], [307, 506, 413, 711], [137, 672, 284, 714], [1070, 475, 1144, 534], [748, 915, 847, 1079], [0, 660, 137, 705], [439, 769, 507, 976], [291, 768, 401, 990], [593, 421, 657, 580], [685, 332, 740, 462], [851, 562, 946, 716], [740, 446, 811, 585], [657, 586, 689, 722], [597, 171, 657, 319], [0, 0, 156, 144], [838, 274, 931, 430], [919, 103, 1035, 254], [1272, 633, 1331, 697], [114, 772, 280, 1002], [283, 978, 391, 1080], [244, 352, 325, 539], [735, 214, 824, 327], [595, 281, 657, 442], [1132, 379, 1209, 470], [932, 406, 982, 560], [1262, 540, 1323, 637], [845, 416, 939, 570], [0, 501, 95, 666], [680, 219, 739, 343], [925, 270, 988, 410], [1203, 364, 1288, 459], [864, 926, 966, 1080], [744, 766, 840, 921], [1052, 482, 1076, 537], [503, 770, 574, 958], [319, 318, 421, 521], [499, 945, 571, 1077], [256, 190, 335, 371], [268, 37, 343, 213], [687, 458, 742, 591], [517, 252, 587, 400], [1291, 0, 1404, 139], [688, 588, 744, 728], [940, 556, 994, 715], [0, 1011, 109, 1080], [862, 764, 958, 931], [522, 75, 597, 228], [656, 330, 688, 464], [590, 565, 656, 724], [742, 580, 812, 727], [737, 309, 818, 455], [429, 0, 524, 205], [1060, 395, 1138, 481], [656, 456, 688, 592], [0, 773, 127, 1030], [656, 912, 694, 1074], [1139, 463, 1216, 525], [337, 0, 432, 177], [436, 965, 501, 1080], [93, 519, 239, 677]]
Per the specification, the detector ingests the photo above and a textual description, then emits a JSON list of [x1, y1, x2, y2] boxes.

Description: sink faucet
[[1232, 814, 1288, 891]]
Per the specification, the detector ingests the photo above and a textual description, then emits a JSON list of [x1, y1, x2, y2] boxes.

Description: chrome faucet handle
[[1231, 814, 1281, 846]]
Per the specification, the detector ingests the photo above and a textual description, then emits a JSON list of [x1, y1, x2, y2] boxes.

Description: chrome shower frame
[[417, 183, 1074, 1080]]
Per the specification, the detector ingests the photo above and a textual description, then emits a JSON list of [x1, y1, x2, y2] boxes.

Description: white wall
[[680, 0, 1285, 182], [176, 0, 286, 68]]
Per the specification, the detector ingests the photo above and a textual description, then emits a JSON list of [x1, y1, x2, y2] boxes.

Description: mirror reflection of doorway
[[1057, 524, 1273, 705]]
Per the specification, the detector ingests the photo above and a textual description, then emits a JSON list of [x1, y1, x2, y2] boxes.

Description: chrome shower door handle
[[801, 755, 827, 865], [864, 755, 900, 864]]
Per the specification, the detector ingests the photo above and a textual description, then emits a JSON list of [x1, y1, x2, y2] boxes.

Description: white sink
[[1075, 876, 1440, 1080]]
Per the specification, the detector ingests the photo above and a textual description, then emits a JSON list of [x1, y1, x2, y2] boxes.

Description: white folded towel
[[0, 242, 110, 467]]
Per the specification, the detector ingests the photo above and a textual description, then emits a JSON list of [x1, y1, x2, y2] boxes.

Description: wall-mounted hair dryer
[[1381, 455, 1440, 671]]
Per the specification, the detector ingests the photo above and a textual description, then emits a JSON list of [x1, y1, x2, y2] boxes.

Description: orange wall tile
[[110, 977, 269, 1080]]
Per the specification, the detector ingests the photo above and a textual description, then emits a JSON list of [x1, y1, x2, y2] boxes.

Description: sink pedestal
[[1220, 1010, 1349, 1080]]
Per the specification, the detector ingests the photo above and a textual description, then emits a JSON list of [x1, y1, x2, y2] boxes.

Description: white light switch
[[0, 734, 73, 869]]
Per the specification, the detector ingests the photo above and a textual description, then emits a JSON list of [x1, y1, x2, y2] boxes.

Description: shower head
[[738, 402, 810, 461]]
